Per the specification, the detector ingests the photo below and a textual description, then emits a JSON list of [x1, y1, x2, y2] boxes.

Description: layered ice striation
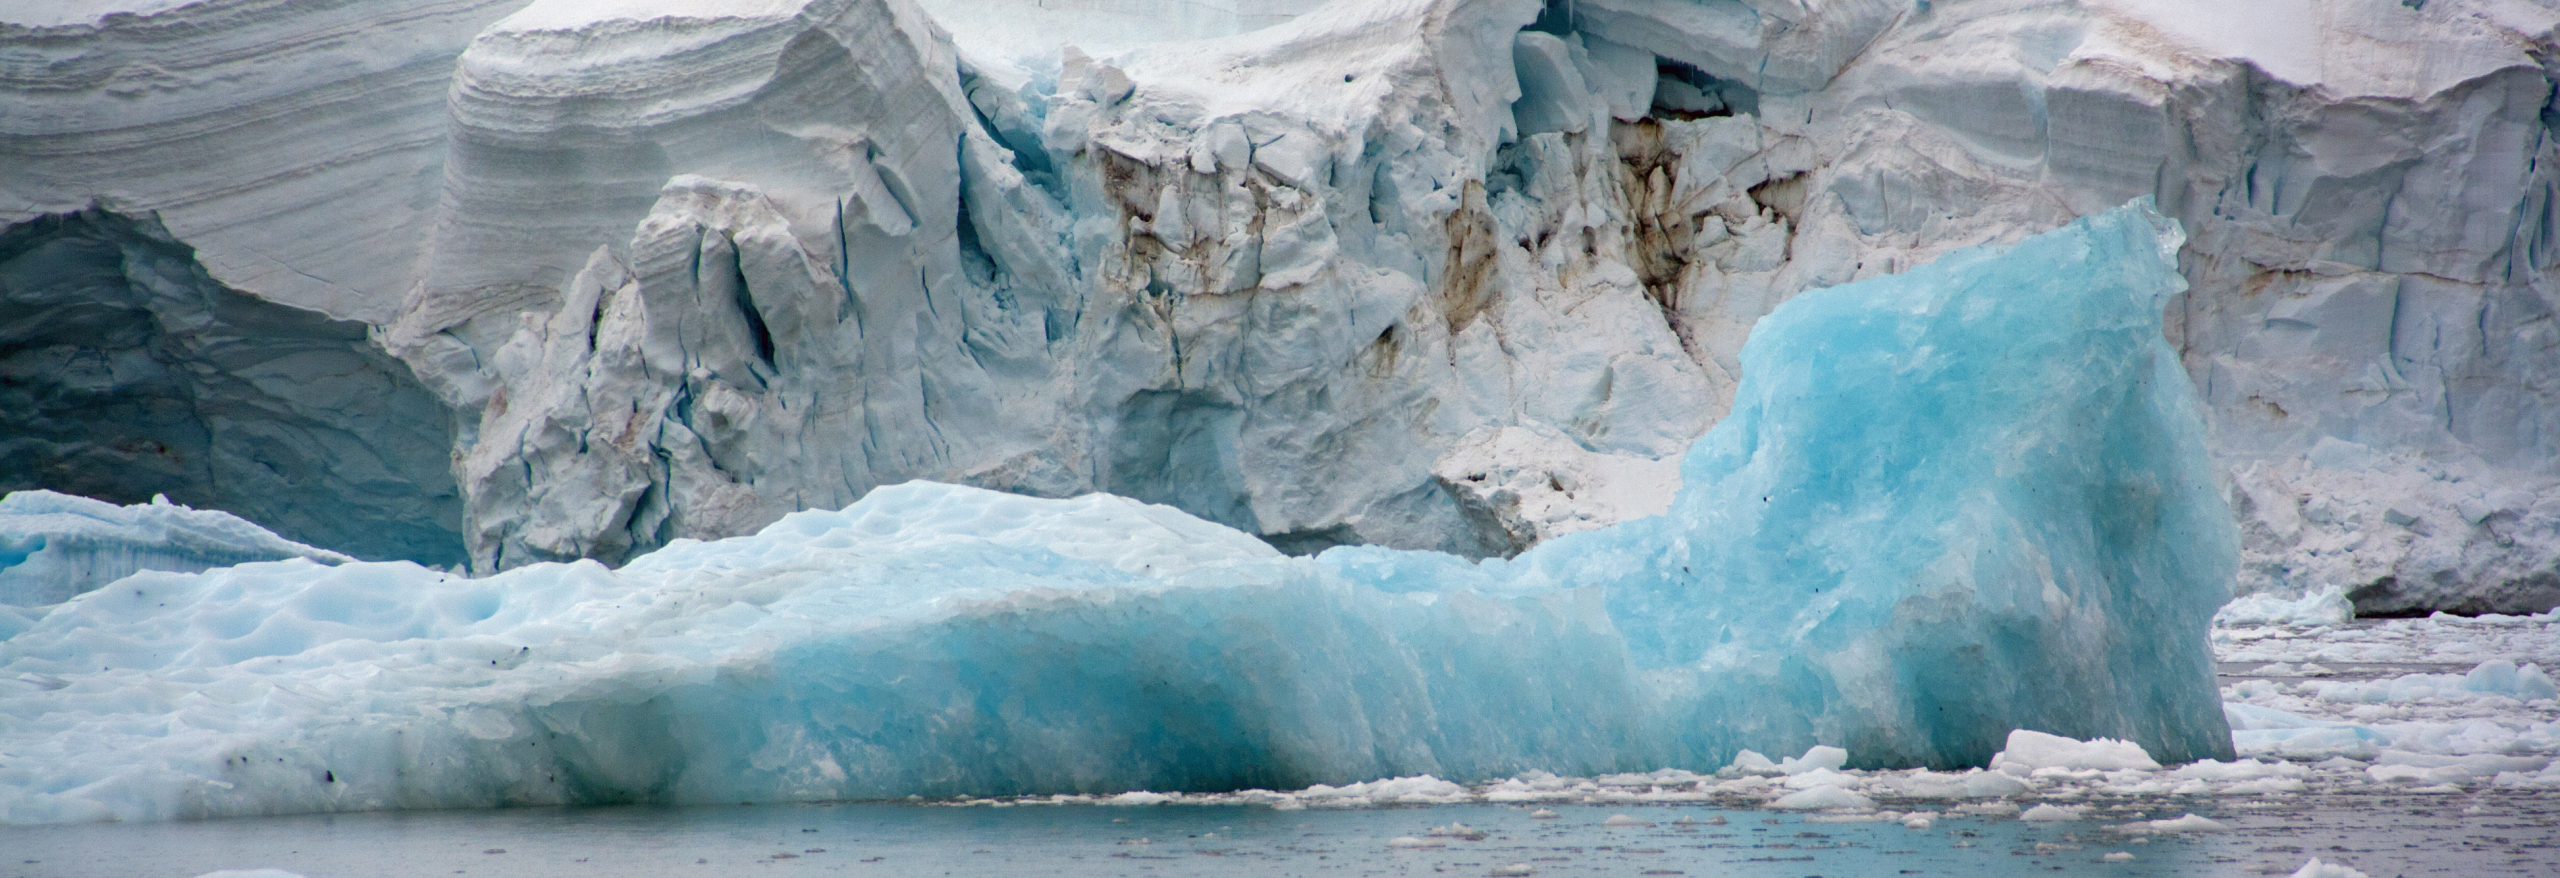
[[0, 491, 349, 612], [0, 201, 2233, 823]]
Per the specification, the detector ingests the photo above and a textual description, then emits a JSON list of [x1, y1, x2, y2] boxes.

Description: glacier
[[4, 0, 2555, 614], [0, 201, 2233, 824], [0, 209, 466, 567]]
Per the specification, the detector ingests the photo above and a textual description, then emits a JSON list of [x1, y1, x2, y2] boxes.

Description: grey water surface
[[7, 797, 2555, 878]]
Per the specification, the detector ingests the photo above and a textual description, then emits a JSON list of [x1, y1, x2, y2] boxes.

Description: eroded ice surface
[[0, 203, 2232, 824]]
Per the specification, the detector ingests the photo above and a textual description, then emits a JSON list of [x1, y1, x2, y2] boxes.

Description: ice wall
[[0, 200, 2233, 823], [0, 0, 533, 321], [0, 209, 467, 568]]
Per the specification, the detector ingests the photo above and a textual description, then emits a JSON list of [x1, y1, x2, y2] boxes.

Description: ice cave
[[2, 0, 2558, 875]]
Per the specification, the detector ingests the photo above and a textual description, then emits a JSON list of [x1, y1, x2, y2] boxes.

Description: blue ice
[[0, 491, 350, 616], [0, 200, 2234, 824]]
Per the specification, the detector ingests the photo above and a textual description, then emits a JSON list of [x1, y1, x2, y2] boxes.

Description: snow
[[0, 492, 350, 611], [0, 201, 2237, 824], [497, 0, 808, 31], [4, 0, 199, 29]]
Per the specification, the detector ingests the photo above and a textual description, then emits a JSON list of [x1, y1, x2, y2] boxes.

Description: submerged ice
[[0, 202, 2233, 824]]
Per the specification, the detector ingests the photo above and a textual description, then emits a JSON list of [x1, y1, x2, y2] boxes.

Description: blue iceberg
[[1529, 196, 2239, 768], [0, 201, 2234, 823], [0, 491, 351, 613]]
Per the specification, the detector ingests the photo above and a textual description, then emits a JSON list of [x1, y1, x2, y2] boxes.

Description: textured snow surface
[[0, 203, 2234, 824], [0, 492, 349, 612]]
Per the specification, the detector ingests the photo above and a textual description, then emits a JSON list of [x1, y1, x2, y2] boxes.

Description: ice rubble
[[2215, 610, 2560, 767], [0, 491, 349, 611], [0, 202, 2235, 823]]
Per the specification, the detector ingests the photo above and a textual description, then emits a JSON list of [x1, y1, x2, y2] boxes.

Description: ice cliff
[[0, 209, 466, 567], [0, 203, 2233, 823], [3, 0, 2557, 613]]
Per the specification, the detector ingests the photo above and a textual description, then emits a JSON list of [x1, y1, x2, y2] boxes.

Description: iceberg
[[1356, 198, 2239, 769], [0, 491, 351, 611], [0, 201, 2232, 824]]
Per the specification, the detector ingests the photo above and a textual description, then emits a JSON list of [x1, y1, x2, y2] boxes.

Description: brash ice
[[0, 201, 2234, 824]]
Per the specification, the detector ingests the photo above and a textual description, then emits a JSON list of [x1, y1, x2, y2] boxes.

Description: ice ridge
[[0, 200, 2232, 824]]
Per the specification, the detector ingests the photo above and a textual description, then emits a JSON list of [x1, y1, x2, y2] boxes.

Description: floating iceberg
[[0, 491, 351, 611], [0, 201, 2233, 824]]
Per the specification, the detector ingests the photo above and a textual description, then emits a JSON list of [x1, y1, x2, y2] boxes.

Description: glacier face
[[0, 209, 466, 568], [1, 0, 2556, 612], [0, 203, 2231, 823], [0, 0, 532, 322]]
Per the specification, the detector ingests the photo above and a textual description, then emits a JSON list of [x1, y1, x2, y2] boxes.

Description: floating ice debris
[[1529, 809, 1559, 819], [2018, 804, 2086, 821], [1777, 746, 1848, 776], [1386, 836, 1445, 849], [1768, 786, 1873, 811], [190, 871, 309, 878], [1991, 730, 2162, 774], [2116, 814, 2229, 834], [1425, 822, 1486, 840], [1602, 814, 1654, 827], [1724, 750, 1783, 776], [1901, 815, 1934, 830], [1490, 865, 1535, 877], [2103, 851, 2134, 862], [2290, 858, 2371, 878], [2214, 588, 2354, 628]]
